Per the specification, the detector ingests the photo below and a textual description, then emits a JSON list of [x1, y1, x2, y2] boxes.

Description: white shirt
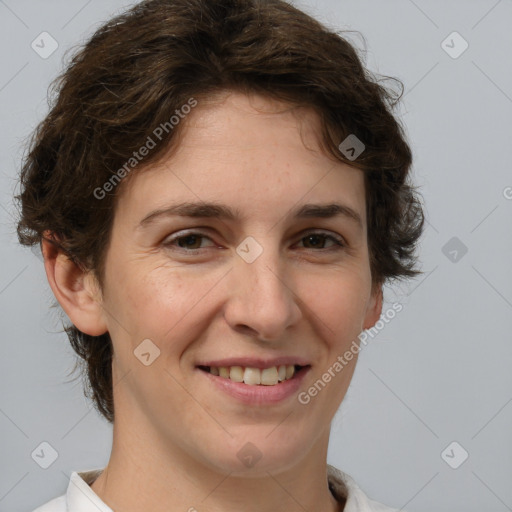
[[32, 465, 403, 512]]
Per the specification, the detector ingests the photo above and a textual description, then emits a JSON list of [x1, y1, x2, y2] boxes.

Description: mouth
[[196, 363, 311, 404], [196, 364, 309, 386]]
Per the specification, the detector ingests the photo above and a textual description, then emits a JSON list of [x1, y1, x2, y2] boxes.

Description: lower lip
[[196, 366, 311, 405]]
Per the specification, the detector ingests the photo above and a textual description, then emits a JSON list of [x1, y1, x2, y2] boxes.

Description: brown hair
[[15, 0, 424, 423]]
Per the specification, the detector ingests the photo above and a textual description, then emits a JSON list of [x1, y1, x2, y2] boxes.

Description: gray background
[[1, 0, 511, 511]]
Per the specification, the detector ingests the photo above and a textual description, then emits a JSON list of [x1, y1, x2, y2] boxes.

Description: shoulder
[[327, 464, 403, 512], [30, 494, 66, 512]]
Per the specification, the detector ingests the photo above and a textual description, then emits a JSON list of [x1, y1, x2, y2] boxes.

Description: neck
[[91, 416, 342, 512]]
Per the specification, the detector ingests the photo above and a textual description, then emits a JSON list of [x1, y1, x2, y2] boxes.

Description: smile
[[197, 364, 306, 386], [196, 364, 311, 405]]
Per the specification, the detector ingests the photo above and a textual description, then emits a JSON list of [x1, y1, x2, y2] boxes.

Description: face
[[95, 91, 382, 475]]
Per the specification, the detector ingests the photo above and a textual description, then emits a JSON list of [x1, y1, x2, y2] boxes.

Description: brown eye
[[176, 234, 204, 249], [164, 232, 215, 251], [298, 232, 345, 250]]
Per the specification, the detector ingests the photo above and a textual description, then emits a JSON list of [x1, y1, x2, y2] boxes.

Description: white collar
[[326, 464, 401, 511], [66, 469, 112, 512]]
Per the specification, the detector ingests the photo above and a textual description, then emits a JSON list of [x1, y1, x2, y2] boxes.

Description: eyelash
[[163, 230, 346, 253]]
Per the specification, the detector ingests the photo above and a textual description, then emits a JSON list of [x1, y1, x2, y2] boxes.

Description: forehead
[[115, 91, 366, 227]]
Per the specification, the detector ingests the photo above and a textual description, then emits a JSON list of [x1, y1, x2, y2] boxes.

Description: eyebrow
[[137, 201, 363, 229]]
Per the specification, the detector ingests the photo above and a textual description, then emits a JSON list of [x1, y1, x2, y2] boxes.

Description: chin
[[200, 430, 309, 477]]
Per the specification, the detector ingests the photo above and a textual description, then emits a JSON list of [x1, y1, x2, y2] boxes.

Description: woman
[[16, 0, 424, 510]]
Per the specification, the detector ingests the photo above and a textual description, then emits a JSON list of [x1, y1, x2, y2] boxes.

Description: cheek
[[126, 271, 192, 333], [303, 270, 371, 341], [111, 263, 223, 354]]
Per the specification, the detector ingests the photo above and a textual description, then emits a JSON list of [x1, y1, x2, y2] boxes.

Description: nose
[[223, 237, 302, 342]]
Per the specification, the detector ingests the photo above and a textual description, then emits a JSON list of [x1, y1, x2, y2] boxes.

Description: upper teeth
[[208, 365, 296, 385]]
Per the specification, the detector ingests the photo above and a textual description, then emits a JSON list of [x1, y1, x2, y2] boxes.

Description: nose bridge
[[227, 234, 301, 339], [237, 234, 288, 301]]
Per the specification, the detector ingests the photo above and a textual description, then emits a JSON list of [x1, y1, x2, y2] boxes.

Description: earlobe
[[362, 283, 383, 331], [41, 233, 108, 336]]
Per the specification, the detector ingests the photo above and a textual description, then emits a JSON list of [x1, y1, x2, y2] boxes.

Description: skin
[[43, 91, 382, 512]]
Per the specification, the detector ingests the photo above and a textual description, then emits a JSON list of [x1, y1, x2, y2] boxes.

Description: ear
[[362, 282, 383, 330], [41, 233, 108, 336]]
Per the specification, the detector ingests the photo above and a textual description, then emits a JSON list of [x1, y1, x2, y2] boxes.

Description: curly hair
[[15, 0, 425, 423]]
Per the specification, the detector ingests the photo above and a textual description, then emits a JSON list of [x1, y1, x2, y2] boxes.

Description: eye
[[163, 230, 346, 253], [296, 231, 346, 251], [163, 231, 215, 251]]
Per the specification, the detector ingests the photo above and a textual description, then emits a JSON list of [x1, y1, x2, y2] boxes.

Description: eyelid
[[162, 229, 217, 249]]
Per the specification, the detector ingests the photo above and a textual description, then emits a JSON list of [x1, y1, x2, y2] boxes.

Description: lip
[[196, 365, 311, 405]]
